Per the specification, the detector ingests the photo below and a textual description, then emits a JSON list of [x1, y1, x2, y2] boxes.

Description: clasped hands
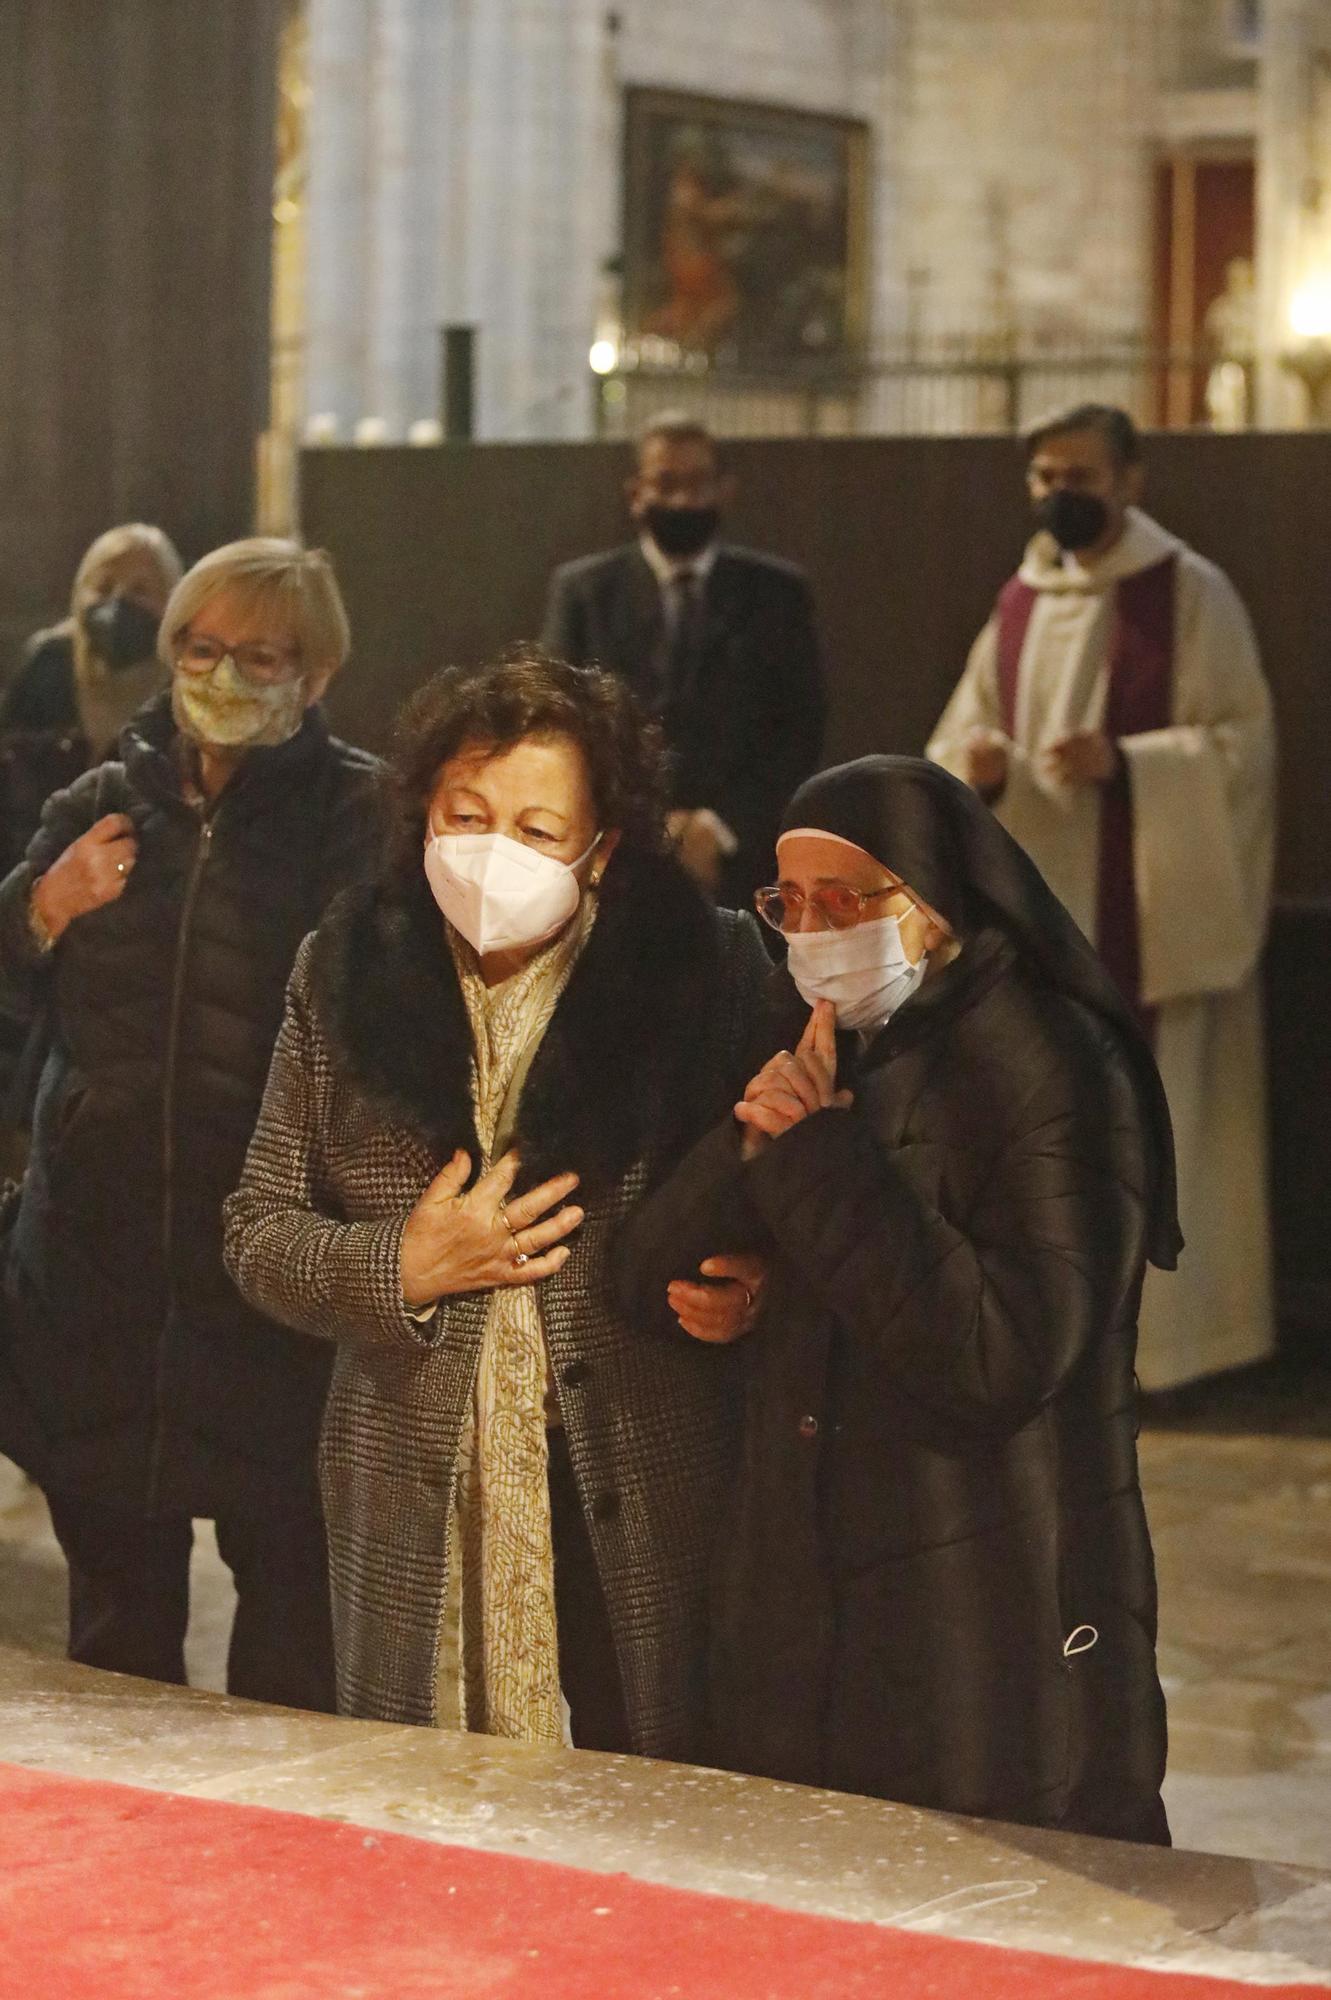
[[964, 727, 1120, 794]]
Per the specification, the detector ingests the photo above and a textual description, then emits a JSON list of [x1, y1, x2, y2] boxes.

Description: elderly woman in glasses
[[0, 538, 385, 1709], [618, 755, 1179, 1844]]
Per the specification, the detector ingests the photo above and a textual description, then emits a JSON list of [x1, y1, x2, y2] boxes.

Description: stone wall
[[300, 0, 891, 443], [296, 0, 1222, 442], [286, 0, 1331, 442], [890, 0, 1180, 347]]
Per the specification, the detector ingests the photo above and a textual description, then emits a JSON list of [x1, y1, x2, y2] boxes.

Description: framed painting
[[620, 87, 870, 369]]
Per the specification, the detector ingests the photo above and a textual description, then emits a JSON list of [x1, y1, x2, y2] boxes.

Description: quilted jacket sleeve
[[0, 764, 129, 1013], [614, 1117, 768, 1343], [613, 909, 774, 1342], [743, 1052, 1150, 1436]]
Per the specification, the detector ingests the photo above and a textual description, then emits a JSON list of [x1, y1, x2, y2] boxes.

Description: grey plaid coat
[[223, 851, 769, 1756]]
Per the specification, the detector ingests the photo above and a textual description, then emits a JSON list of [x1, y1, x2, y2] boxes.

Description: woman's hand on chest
[[399, 1146, 584, 1309]]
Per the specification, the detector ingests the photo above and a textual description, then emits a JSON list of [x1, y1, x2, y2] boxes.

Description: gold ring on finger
[[513, 1249, 531, 1268]]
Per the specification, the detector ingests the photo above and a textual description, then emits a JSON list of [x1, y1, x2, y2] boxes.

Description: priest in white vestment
[[928, 404, 1276, 1390]]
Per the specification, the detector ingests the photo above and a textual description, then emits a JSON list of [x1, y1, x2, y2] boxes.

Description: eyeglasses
[[753, 881, 908, 935], [175, 633, 303, 688]]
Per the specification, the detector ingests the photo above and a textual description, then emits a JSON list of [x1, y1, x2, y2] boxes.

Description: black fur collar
[[309, 848, 726, 1197]]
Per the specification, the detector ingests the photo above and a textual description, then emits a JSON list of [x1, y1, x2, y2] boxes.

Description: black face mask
[[1034, 490, 1111, 553], [644, 504, 720, 561], [81, 595, 161, 672]]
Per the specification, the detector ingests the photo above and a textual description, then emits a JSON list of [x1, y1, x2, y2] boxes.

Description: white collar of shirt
[[638, 534, 719, 590], [1021, 508, 1185, 596]]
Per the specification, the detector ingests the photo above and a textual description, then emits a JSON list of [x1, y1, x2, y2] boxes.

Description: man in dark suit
[[541, 414, 824, 908]]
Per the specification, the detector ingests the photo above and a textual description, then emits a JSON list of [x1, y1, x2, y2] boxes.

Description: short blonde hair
[[70, 522, 183, 615], [158, 538, 351, 678]]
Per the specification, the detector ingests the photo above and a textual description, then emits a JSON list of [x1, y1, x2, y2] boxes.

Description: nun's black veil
[[781, 756, 1182, 1270]]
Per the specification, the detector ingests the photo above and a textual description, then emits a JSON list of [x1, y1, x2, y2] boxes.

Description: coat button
[[561, 1359, 591, 1388], [592, 1491, 621, 1523], [797, 1414, 820, 1439]]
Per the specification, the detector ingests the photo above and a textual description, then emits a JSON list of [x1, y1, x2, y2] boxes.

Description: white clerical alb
[[929, 507, 1277, 1391]]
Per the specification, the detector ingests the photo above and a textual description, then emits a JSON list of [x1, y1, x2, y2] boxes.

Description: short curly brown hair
[[386, 647, 669, 879]]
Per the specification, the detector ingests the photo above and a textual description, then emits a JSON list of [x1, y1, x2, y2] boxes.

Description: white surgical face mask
[[785, 912, 927, 1034], [423, 830, 599, 957]]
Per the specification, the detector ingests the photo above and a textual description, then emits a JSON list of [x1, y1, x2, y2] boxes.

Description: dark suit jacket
[[542, 542, 825, 908]]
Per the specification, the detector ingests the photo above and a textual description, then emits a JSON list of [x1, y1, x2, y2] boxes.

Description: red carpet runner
[[0, 1762, 1325, 1999]]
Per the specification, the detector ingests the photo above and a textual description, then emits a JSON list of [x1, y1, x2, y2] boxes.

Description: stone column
[[361, 0, 427, 434], [0, 0, 280, 637], [1255, 0, 1331, 423], [303, 0, 373, 433], [449, 0, 598, 439]]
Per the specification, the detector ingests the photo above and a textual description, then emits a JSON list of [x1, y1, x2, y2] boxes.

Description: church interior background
[[3, 0, 1331, 1990], [260, 0, 1331, 531]]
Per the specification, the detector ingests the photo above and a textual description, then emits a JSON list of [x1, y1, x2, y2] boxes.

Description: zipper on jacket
[[147, 811, 217, 1515]]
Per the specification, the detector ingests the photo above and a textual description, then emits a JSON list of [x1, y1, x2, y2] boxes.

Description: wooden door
[[1153, 152, 1256, 426]]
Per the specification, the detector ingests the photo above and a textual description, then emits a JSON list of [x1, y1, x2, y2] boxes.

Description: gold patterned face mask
[[171, 653, 306, 750]]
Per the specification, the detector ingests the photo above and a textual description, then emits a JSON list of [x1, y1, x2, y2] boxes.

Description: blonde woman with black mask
[[0, 523, 183, 874]]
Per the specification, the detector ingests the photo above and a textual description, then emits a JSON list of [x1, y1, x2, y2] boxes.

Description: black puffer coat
[[0, 693, 385, 1517], [617, 929, 1170, 1844]]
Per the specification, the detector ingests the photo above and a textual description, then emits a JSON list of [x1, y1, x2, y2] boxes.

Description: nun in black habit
[[615, 755, 1179, 1845]]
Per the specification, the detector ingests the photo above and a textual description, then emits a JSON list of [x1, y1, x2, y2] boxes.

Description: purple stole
[[996, 556, 1178, 1036]]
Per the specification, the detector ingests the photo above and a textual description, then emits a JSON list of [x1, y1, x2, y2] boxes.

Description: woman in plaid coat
[[225, 652, 769, 1755]]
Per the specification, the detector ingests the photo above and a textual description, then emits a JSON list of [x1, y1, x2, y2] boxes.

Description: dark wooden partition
[[305, 431, 1329, 898], [302, 433, 1331, 1337]]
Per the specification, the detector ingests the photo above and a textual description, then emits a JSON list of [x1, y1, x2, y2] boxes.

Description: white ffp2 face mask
[[785, 913, 927, 1034], [423, 830, 599, 956]]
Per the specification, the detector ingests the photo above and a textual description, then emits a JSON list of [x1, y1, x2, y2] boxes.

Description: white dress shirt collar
[[638, 533, 720, 589]]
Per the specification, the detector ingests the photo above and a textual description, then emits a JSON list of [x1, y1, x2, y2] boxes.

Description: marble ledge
[[0, 1642, 1328, 1989]]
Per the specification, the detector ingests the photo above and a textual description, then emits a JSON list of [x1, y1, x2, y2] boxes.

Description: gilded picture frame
[[620, 87, 870, 370]]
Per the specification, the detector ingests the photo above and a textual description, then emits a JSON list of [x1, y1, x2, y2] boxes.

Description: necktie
[[662, 569, 703, 711]]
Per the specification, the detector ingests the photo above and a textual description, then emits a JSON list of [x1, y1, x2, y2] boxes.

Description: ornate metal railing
[[591, 339, 1250, 439]]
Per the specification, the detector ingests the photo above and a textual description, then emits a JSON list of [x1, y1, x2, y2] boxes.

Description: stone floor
[[2, 1360, 1329, 1878], [3, 1643, 1331, 1987], [1143, 1427, 1331, 1869]]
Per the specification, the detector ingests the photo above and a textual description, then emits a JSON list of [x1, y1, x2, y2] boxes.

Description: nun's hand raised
[[735, 1001, 853, 1160]]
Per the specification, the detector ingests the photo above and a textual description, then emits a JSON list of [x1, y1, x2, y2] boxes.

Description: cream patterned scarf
[[444, 899, 596, 1741]]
